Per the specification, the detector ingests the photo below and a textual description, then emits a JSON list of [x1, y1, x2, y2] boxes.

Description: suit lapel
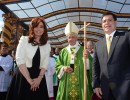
[[107, 31, 120, 61]]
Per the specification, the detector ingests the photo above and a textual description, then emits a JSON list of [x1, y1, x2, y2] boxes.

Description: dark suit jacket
[[92, 31, 130, 100]]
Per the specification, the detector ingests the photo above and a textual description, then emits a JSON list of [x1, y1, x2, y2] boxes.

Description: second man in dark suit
[[92, 12, 130, 100]]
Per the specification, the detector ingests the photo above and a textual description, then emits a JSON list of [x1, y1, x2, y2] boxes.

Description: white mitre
[[65, 21, 79, 36]]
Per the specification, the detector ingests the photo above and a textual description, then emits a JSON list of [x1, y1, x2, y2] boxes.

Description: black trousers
[[53, 86, 58, 99], [0, 92, 7, 100], [103, 89, 116, 100]]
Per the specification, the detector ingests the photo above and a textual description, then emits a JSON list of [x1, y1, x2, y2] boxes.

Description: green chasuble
[[56, 46, 93, 100]]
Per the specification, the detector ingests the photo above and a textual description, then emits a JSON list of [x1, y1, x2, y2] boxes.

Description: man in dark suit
[[92, 12, 130, 100]]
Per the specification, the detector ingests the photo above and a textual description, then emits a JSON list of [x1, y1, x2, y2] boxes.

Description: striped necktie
[[107, 36, 111, 54]]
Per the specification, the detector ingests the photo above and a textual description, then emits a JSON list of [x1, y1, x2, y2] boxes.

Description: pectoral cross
[[70, 47, 75, 54]]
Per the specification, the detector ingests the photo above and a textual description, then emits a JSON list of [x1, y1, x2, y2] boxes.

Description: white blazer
[[16, 36, 51, 69]]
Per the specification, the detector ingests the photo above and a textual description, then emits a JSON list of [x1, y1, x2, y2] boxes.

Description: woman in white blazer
[[6, 17, 51, 100]]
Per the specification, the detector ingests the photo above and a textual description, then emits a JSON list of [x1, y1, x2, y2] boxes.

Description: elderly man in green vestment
[[55, 22, 93, 100]]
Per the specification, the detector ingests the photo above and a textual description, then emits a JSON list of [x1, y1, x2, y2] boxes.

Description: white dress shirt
[[105, 30, 116, 44]]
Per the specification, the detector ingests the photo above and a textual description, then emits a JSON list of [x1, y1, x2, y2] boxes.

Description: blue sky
[[0, 10, 4, 32]]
